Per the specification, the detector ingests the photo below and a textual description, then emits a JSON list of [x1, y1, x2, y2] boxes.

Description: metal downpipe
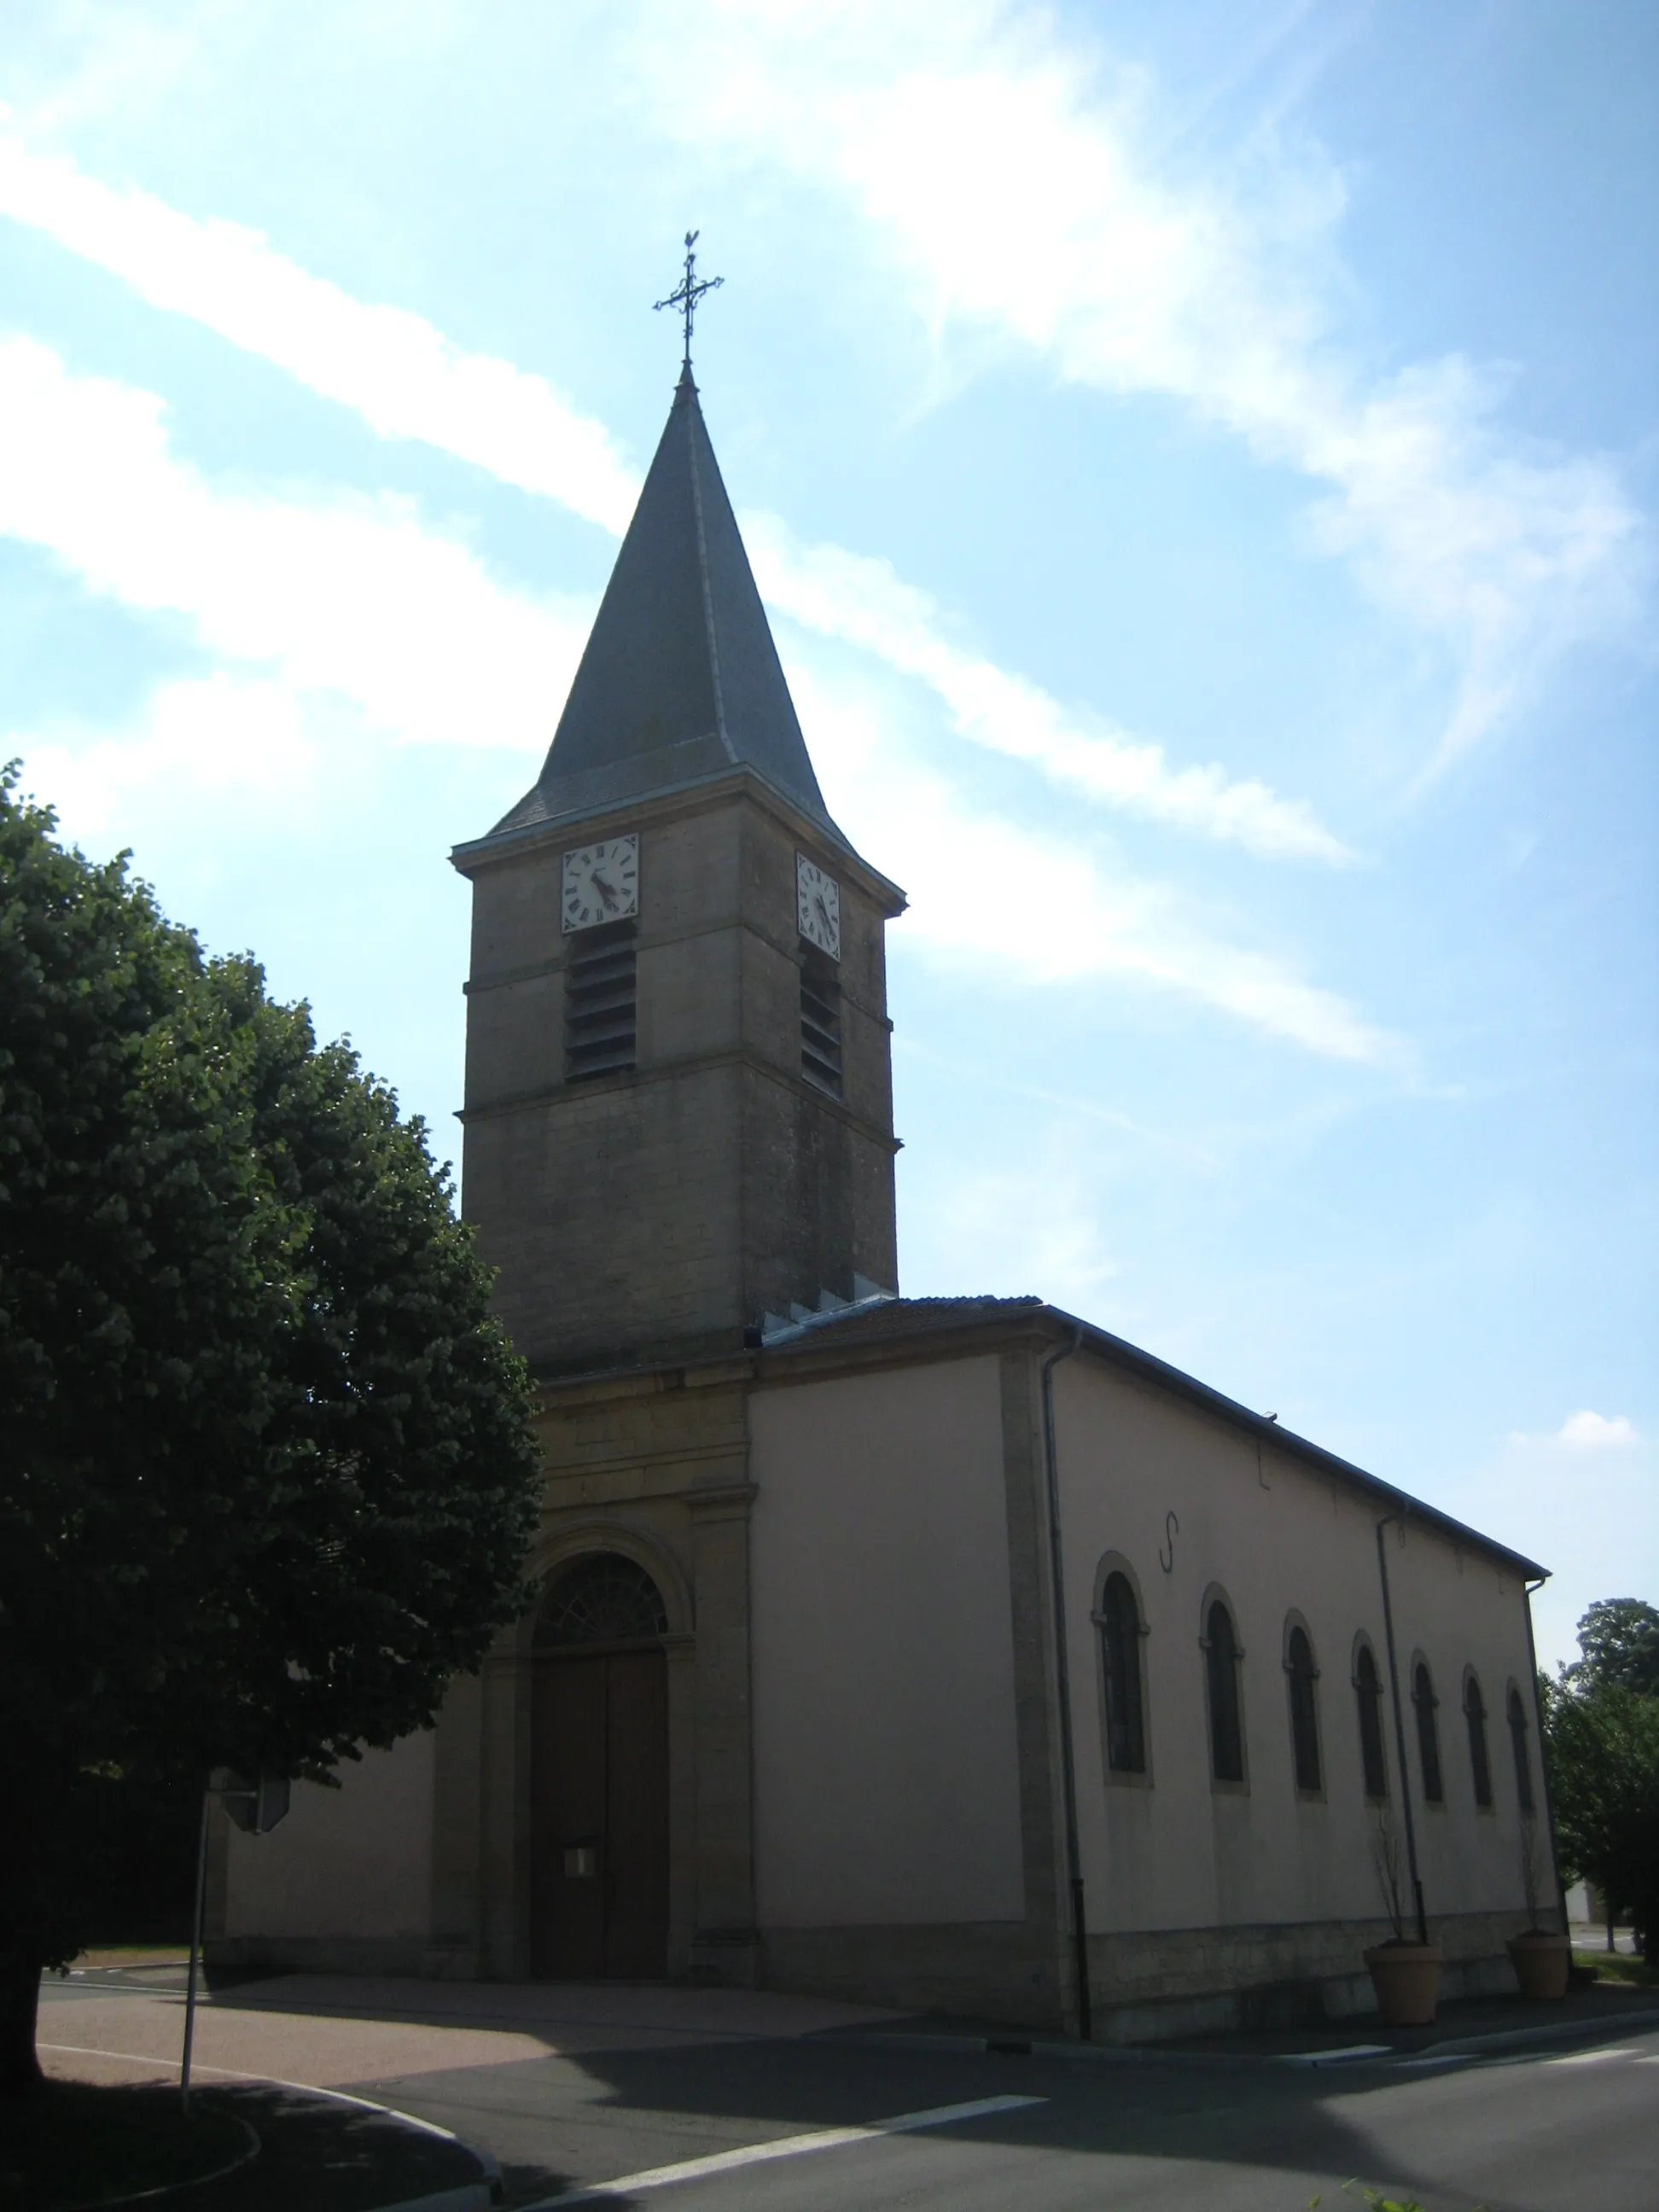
[[1041, 1325, 1090, 2039]]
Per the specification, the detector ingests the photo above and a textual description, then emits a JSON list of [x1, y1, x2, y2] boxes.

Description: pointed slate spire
[[485, 370, 835, 842]]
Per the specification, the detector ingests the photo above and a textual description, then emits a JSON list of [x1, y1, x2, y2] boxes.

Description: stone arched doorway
[[531, 1551, 671, 1979]]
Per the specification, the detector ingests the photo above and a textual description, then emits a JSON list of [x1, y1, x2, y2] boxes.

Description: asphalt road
[[37, 1971, 1659, 2211], [365, 2024, 1659, 2210]]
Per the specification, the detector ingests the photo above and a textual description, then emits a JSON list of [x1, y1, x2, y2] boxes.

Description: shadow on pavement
[[345, 2030, 1502, 2210]]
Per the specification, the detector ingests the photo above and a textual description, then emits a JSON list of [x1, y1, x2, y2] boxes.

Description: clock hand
[[592, 873, 618, 909], [814, 894, 832, 932]]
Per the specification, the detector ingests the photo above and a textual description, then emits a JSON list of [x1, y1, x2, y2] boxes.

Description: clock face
[[796, 853, 841, 959], [562, 835, 640, 932]]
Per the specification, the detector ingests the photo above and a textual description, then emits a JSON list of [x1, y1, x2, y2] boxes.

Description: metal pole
[[1375, 1515, 1429, 1947], [1040, 1324, 1090, 2039], [180, 1788, 210, 2115]]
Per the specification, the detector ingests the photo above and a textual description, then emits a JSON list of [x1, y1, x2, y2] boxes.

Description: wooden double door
[[530, 1646, 668, 1979]]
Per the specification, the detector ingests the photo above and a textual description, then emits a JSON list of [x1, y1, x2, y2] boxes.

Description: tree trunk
[[0, 1948, 44, 2096], [0, 1770, 55, 2096]]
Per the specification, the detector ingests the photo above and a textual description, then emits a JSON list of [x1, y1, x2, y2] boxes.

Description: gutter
[[1522, 1572, 1568, 1933], [1375, 1511, 1429, 1947], [1040, 1324, 1091, 2040]]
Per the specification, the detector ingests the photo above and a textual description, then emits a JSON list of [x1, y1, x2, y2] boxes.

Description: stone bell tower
[[452, 368, 905, 1377]]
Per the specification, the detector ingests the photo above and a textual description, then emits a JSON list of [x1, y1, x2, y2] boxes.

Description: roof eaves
[[451, 762, 906, 909]]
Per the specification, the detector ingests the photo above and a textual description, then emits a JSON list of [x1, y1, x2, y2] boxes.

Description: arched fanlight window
[[1354, 1643, 1388, 1801], [1506, 1682, 1535, 1814], [1286, 1625, 1322, 1794], [1204, 1599, 1245, 1784], [1464, 1671, 1493, 1807], [1413, 1661, 1444, 1804], [1098, 1572, 1147, 1775], [536, 1552, 668, 1648]]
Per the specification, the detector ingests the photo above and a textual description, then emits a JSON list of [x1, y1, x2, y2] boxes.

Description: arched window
[[1506, 1682, 1535, 1814], [1413, 1661, 1444, 1804], [1354, 1643, 1388, 1800], [536, 1552, 668, 1647], [1285, 1625, 1322, 1794], [1098, 1571, 1147, 1775], [1204, 1599, 1245, 1784], [1464, 1671, 1493, 1807]]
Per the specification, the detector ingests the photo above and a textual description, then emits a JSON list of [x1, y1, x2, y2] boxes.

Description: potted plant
[[1507, 1819, 1571, 2000], [1363, 1813, 1441, 2027]]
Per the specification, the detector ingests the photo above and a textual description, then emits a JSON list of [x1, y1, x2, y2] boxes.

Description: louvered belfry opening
[[800, 942, 842, 1097], [566, 920, 637, 1080]]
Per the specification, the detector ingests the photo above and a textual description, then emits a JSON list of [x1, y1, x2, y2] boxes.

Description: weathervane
[[655, 230, 723, 375]]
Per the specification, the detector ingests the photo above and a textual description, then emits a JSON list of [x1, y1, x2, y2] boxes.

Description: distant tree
[[1568, 1598, 1659, 1698], [1542, 1600, 1659, 1967], [0, 767, 543, 2093]]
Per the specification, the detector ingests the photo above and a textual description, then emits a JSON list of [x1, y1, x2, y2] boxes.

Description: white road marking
[[1279, 2044, 1392, 2065], [1543, 2046, 1642, 2066], [519, 2094, 1049, 2208], [37, 2041, 460, 2139]]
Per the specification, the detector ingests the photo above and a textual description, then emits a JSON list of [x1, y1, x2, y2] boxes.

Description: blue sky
[[1, 0, 1652, 1671]]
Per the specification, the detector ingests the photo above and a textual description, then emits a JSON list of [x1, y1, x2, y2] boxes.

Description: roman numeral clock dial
[[562, 835, 640, 932], [796, 853, 841, 958]]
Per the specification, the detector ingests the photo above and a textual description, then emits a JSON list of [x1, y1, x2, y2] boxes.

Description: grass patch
[[1572, 1948, 1659, 1988], [0, 2081, 252, 2211]]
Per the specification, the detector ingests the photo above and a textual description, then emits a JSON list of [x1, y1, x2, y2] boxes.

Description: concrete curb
[[821, 2006, 1659, 2073], [819, 2029, 1266, 2070], [230, 2080, 504, 2210], [1419, 2005, 1659, 2060]]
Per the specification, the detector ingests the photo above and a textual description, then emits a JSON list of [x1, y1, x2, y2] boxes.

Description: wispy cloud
[[0, 124, 1347, 859], [0, 125, 640, 534], [626, 0, 1646, 772], [0, 334, 588, 751], [745, 519, 1351, 860], [789, 659, 1396, 1063]]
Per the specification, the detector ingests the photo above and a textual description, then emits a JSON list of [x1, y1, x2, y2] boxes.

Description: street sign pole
[[179, 1772, 288, 2114], [179, 1788, 211, 2116]]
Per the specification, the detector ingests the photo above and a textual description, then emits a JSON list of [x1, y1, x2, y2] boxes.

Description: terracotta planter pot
[[1508, 1930, 1571, 2001], [1364, 1941, 1442, 2027]]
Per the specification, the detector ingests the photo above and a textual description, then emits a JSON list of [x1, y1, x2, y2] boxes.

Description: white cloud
[[13, 674, 322, 845], [788, 656, 1396, 1063], [745, 518, 1351, 860], [0, 334, 588, 753], [899, 766, 1388, 1059], [906, 1140, 1122, 1311], [0, 127, 640, 534], [1514, 1410, 1643, 1454], [0, 331, 1389, 1062], [626, 0, 1646, 771], [0, 125, 1346, 858]]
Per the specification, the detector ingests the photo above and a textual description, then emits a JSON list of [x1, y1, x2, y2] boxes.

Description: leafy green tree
[[1542, 1603, 1659, 1967], [0, 768, 543, 2093], [1568, 1598, 1659, 1698]]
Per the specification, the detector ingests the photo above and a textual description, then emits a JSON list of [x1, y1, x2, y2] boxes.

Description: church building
[[212, 363, 1558, 2040]]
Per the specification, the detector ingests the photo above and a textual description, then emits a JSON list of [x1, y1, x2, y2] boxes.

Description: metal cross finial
[[655, 230, 723, 375]]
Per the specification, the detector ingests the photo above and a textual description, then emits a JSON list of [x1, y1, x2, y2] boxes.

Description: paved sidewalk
[[39, 1966, 902, 2093]]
